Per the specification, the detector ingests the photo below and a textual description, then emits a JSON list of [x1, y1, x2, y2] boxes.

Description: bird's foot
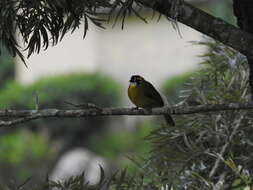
[[131, 106, 139, 110]]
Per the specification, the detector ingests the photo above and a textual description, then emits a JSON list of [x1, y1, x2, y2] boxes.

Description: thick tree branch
[[138, 0, 253, 57], [232, 0, 253, 100], [138, 0, 253, 100], [0, 102, 253, 127]]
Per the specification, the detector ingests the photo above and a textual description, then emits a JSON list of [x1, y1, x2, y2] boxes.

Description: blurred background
[[0, 0, 235, 188]]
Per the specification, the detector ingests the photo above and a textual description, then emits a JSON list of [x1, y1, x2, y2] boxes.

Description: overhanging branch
[[1, 102, 253, 127], [138, 0, 253, 57]]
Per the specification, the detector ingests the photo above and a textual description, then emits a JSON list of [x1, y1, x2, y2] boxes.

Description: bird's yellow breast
[[128, 84, 149, 108]]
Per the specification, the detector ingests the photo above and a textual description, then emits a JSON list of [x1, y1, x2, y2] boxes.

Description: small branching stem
[[208, 114, 244, 178]]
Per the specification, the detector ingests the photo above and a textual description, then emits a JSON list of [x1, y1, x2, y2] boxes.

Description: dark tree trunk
[[233, 0, 253, 100]]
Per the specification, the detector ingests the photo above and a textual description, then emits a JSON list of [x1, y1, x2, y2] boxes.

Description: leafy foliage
[[146, 40, 252, 190], [0, 0, 184, 62], [0, 0, 142, 62]]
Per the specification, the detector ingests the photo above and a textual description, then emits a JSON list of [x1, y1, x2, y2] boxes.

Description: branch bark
[[0, 102, 253, 127], [138, 0, 253, 99], [138, 0, 253, 57], [232, 0, 253, 100]]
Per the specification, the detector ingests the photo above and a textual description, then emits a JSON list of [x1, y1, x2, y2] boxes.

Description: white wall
[[16, 25, 99, 84]]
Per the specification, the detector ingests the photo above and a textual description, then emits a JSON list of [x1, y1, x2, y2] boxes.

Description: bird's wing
[[142, 81, 164, 107]]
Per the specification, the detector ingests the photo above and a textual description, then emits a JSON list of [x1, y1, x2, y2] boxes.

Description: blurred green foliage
[[162, 72, 194, 103], [0, 73, 122, 186], [89, 121, 155, 173], [90, 122, 152, 159], [0, 129, 53, 186], [0, 73, 121, 142], [0, 73, 122, 152], [0, 73, 121, 109], [0, 72, 122, 150], [0, 130, 49, 164]]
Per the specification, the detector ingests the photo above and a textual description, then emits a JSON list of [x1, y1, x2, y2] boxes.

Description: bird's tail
[[163, 114, 175, 126]]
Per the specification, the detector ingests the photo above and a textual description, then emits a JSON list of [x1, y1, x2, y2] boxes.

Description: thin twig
[[0, 115, 40, 127]]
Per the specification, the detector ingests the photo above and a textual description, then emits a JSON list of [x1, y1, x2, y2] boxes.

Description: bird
[[128, 75, 175, 126]]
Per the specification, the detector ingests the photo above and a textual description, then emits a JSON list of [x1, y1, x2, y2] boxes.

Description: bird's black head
[[129, 75, 144, 84]]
